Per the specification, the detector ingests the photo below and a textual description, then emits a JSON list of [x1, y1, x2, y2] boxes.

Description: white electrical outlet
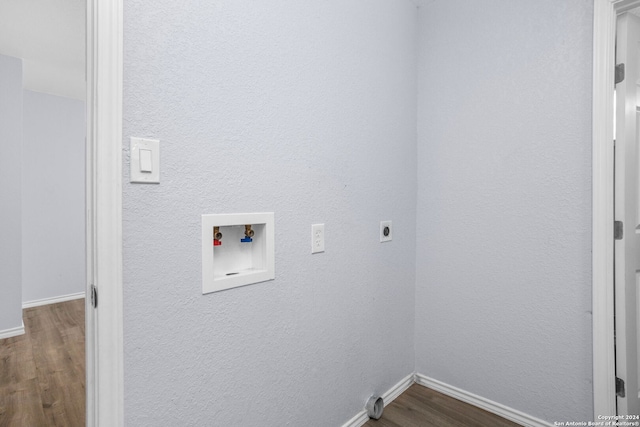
[[380, 220, 392, 242], [312, 224, 325, 253]]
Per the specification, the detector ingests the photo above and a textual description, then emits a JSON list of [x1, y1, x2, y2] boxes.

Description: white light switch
[[139, 149, 153, 173], [130, 137, 159, 183]]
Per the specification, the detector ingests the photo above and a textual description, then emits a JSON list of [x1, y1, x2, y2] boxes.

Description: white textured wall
[[22, 90, 85, 303], [123, 1, 417, 425], [415, 0, 593, 422], [0, 54, 23, 331]]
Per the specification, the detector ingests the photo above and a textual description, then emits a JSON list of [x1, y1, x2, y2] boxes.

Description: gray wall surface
[[22, 90, 85, 303], [0, 54, 23, 333], [415, 0, 593, 422], [122, 0, 417, 425]]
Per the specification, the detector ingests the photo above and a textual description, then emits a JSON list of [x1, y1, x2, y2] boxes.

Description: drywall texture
[[415, 0, 593, 422], [123, 1, 417, 425], [22, 90, 85, 303], [0, 54, 23, 331]]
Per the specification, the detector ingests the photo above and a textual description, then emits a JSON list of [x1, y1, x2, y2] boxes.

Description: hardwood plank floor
[[364, 384, 521, 427], [0, 299, 85, 427]]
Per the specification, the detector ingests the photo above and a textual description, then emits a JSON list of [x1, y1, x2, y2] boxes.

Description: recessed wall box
[[202, 212, 274, 294]]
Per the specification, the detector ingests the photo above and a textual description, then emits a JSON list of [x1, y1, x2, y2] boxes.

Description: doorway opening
[[0, 1, 88, 424]]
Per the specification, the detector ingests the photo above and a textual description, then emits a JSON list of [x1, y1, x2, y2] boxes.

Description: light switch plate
[[130, 137, 160, 183]]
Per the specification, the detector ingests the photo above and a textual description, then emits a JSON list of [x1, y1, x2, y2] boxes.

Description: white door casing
[[85, 0, 124, 425], [615, 11, 640, 415]]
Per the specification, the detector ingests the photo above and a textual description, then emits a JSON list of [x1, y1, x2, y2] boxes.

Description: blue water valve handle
[[240, 237, 253, 243]]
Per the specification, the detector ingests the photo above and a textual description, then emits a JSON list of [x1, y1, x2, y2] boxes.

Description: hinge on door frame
[[90, 284, 98, 309], [616, 377, 626, 398], [616, 63, 625, 84], [615, 221, 624, 240]]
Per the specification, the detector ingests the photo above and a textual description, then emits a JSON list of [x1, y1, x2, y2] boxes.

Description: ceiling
[[0, 0, 85, 100]]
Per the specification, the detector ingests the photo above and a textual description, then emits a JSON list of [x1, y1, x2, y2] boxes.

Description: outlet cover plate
[[312, 223, 325, 253], [380, 220, 392, 242]]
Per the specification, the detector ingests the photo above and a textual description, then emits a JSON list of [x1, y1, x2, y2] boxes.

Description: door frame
[[85, 0, 124, 425], [593, 0, 640, 418]]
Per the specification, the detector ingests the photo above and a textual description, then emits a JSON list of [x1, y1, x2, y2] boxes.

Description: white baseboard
[[342, 408, 369, 427], [23, 291, 85, 309], [415, 373, 553, 427], [0, 321, 25, 340], [382, 373, 415, 405], [342, 373, 415, 427]]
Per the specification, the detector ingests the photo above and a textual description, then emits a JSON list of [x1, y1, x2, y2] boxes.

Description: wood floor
[[0, 299, 85, 427], [364, 384, 521, 427]]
